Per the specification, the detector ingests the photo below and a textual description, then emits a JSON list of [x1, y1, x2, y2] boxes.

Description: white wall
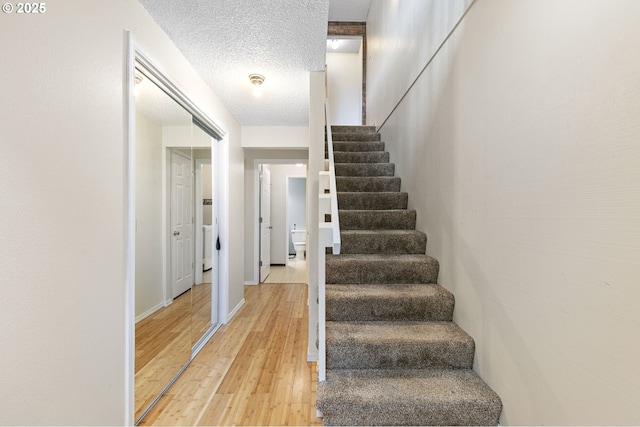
[[0, 0, 243, 424], [368, 0, 640, 424], [367, 0, 472, 127], [327, 51, 362, 125], [241, 126, 309, 148], [135, 111, 164, 319]]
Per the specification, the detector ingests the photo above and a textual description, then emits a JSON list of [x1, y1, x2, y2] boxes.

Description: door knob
[[173, 231, 180, 236]]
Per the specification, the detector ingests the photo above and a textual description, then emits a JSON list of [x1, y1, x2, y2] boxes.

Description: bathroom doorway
[[255, 162, 307, 284]]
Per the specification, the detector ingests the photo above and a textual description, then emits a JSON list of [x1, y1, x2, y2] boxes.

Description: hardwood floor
[[139, 283, 322, 426], [264, 259, 307, 284]]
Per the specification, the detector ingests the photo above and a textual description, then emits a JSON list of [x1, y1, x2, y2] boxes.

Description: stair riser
[[326, 339, 474, 370], [327, 141, 385, 152], [321, 404, 501, 427], [338, 210, 416, 230], [336, 177, 401, 192], [326, 258, 439, 284], [326, 296, 453, 321], [333, 152, 389, 164], [340, 232, 426, 254], [335, 163, 394, 177], [338, 193, 408, 210]]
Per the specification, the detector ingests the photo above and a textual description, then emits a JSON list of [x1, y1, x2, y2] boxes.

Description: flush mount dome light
[[249, 73, 265, 96], [249, 73, 265, 85]]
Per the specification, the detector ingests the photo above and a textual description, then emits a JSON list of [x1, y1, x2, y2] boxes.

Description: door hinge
[[259, 261, 263, 267], [259, 217, 263, 223]]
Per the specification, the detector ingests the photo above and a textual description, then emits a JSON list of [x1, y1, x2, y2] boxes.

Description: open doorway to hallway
[[259, 163, 308, 284]]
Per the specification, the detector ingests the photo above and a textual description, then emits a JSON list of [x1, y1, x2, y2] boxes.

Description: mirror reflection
[[133, 65, 216, 422]]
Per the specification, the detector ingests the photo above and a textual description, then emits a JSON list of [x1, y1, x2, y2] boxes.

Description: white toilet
[[291, 229, 307, 260]]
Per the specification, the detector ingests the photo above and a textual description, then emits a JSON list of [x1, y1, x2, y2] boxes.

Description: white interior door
[[171, 150, 194, 298], [260, 167, 271, 282]]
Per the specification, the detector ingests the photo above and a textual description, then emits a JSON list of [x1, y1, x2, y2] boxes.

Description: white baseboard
[[307, 353, 318, 362], [135, 302, 164, 323], [244, 281, 258, 286], [228, 298, 245, 321]]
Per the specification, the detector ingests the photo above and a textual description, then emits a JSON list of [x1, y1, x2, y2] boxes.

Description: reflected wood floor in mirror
[[139, 283, 322, 426], [136, 289, 192, 417]]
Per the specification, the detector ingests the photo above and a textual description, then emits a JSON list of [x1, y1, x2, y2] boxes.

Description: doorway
[[256, 162, 308, 284]]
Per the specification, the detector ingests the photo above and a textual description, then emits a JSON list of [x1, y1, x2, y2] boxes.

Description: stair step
[[326, 254, 439, 284], [329, 125, 377, 134], [326, 284, 454, 321], [338, 192, 408, 210], [336, 176, 401, 192], [335, 163, 395, 177], [332, 151, 389, 164], [327, 141, 385, 152], [340, 230, 426, 254], [339, 209, 416, 230], [330, 132, 381, 142], [326, 321, 474, 370], [317, 369, 503, 426]]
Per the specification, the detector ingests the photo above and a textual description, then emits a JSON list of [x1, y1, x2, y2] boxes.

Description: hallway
[[139, 283, 322, 426]]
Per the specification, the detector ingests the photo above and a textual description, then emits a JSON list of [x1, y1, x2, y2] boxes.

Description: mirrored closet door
[[133, 61, 220, 423]]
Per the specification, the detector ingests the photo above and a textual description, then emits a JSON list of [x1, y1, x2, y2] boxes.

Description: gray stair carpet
[[317, 125, 502, 426]]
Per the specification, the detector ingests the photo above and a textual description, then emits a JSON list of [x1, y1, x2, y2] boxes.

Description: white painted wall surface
[[135, 112, 164, 319], [0, 0, 242, 424], [241, 126, 309, 148], [367, 0, 472, 127], [368, 0, 640, 424], [327, 51, 362, 125]]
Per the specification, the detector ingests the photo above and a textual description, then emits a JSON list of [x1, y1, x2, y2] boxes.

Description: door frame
[[125, 34, 229, 426], [250, 159, 308, 285]]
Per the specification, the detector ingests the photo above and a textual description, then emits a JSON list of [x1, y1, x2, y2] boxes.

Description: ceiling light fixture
[[249, 73, 265, 97], [330, 39, 339, 50], [134, 73, 144, 85]]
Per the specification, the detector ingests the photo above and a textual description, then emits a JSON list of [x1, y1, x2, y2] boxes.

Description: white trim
[[307, 353, 318, 362], [244, 281, 259, 286], [124, 32, 136, 427], [134, 302, 164, 324], [227, 298, 245, 321]]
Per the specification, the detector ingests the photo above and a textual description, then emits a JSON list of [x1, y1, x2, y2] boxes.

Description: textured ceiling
[[138, 0, 330, 126], [136, 0, 370, 126]]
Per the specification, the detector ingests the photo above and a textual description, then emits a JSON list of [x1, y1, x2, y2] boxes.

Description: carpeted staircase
[[316, 125, 502, 426]]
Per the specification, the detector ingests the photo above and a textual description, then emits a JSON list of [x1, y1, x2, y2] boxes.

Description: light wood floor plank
[[139, 283, 322, 426]]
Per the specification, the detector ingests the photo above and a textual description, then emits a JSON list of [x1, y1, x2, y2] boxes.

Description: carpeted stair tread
[[335, 163, 395, 177], [330, 132, 381, 141], [317, 369, 503, 426], [333, 151, 390, 164], [337, 192, 408, 210], [326, 321, 474, 369], [326, 254, 439, 284], [329, 125, 377, 134], [326, 283, 454, 321], [327, 141, 385, 152], [340, 230, 426, 254], [338, 209, 417, 230], [336, 176, 401, 192]]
